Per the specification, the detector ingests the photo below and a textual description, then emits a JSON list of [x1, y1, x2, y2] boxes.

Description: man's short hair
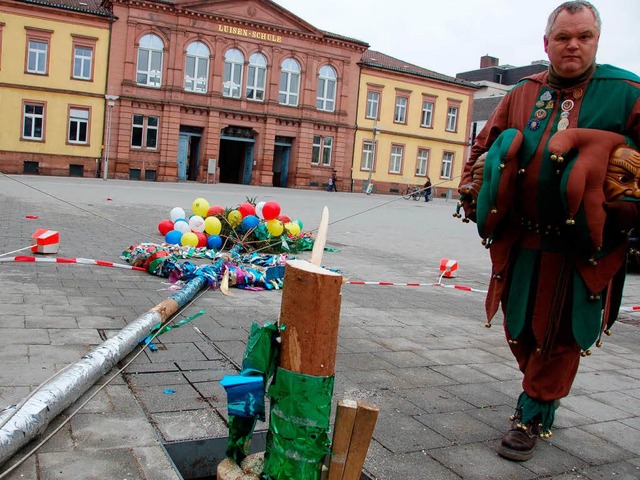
[[545, 1, 601, 37]]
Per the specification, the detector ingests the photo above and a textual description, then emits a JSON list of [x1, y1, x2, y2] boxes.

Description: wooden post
[[327, 399, 358, 480], [278, 259, 343, 376], [341, 402, 380, 480]]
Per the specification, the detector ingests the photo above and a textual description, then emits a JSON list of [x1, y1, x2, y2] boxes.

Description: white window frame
[[361, 140, 373, 171], [390, 145, 403, 174], [247, 52, 267, 101], [421, 100, 434, 128], [184, 41, 209, 93], [131, 114, 159, 150], [22, 103, 44, 140], [316, 65, 336, 112], [311, 135, 333, 165], [416, 148, 429, 176], [73, 45, 93, 80], [27, 40, 47, 74], [322, 136, 333, 166], [446, 106, 459, 132], [441, 152, 454, 179], [366, 91, 379, 119], [223, 48, 243, 98], [394, 97, 407, 123], [279, 58, 300, 106], [136, 34, 163, 88], [68, 107, 89, 144]]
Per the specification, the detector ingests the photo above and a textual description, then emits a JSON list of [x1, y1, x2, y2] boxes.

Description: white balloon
[[255, 201, 266, 219], [170, 207, 185, 222], [188, 215, 205, 232], [174, 219, 190, 234]]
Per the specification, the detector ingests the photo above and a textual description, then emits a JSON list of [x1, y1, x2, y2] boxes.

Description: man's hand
[[457, 153, 486, 222]]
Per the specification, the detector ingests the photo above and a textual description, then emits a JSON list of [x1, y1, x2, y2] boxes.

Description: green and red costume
[[460, 64, 640, 432]]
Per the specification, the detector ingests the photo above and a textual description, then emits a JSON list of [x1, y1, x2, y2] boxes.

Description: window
[[68, 107, 89, 144], [389, 145, 403, 174], [394, 97, 408, 123], [22, 102, 45, 140], [73, 46, 93, 80], [0, 23, 4, 71], [27, 40, 48, 74], [247, 52, 267, 101], [446, 105, 459, 132], [279, 58, 300, 106], [312, 135, 333, 166], [366, 91, 380, 119], [223, 48, 243, 98], [137, 34, 163, 87], [131, 114, 159, 149], [184, 41, 209, 93], [421, 100, 434, 128], [317, 65, 336, 112], [416, 148, 429, 176], [361, 140, 374, 171], [441, 152, 454, 178]]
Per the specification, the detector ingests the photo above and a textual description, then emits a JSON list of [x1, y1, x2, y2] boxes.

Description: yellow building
[[353, 50, 478, 197], [0, 0, 111, 177]]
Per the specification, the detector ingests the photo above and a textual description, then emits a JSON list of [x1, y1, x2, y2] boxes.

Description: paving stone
[[578, 461, 640, 479], [442, 383, 513, 409], [133, 445, 183, 480], [399, 386, 475, 414], [561, 395, 632, 422], [151, 409, 229, 442], [133, 383, 209, 413], [580, 421, 640, 455], [374, 411, 451, 453], [549, 427, 635, 464]]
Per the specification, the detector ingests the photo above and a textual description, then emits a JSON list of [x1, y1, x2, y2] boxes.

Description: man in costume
[[457, 1, 640, 461]]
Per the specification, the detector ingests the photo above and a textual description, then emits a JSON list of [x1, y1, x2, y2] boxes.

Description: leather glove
[[457, 153, 486, 222]]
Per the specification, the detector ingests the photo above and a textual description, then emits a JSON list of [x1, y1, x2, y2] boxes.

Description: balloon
[[241, 215, 260, 231], [255, 201, 266, 219], [285, 222, 301, 236], [158, 219, 174, 236], [195, 232, 207, 248], [262, 201, 281, 220], [204, 216, 222, 235], [227, 209, 242, 227], [295, 219, 303, 230], [192, 198, 210, 217], [165, 230, 182, 245], [238, 202, 256, 218], [170, 207, 185, 222], [181, 232, 198, 247], [207, 234, 223, 249], [207, 205, 225, 217], [188, 215, 205, 232], [174, 220, 190, 234], [266, 219, 284, 236], [277, 214, 291, 223]]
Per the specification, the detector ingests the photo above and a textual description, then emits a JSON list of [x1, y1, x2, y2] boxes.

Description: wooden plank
[[341, 402, 380, 480], [327, 399, 358, 480]]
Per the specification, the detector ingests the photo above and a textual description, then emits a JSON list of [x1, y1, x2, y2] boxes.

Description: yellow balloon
[[266, 219, 284, 237], [204, 216, 222, 235], [192, 198, 210, 217], [285, 222, 301, 236], [227, 209, 242, 227], [180, 232, 198, 247]]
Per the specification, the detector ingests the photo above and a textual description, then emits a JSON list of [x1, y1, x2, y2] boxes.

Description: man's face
[[544, 8, 600, 78]]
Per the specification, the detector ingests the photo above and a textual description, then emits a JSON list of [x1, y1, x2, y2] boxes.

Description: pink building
[[105, 0, 367, 187]]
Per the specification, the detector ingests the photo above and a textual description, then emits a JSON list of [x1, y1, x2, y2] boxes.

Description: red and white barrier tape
[[346, 280, 487, 294], [0, 256, 146, 271], [619, 306, 640, 313]]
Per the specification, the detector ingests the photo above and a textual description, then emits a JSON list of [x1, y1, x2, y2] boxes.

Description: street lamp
[[365, 125, 380, 195], [103, 95, 119, 180]]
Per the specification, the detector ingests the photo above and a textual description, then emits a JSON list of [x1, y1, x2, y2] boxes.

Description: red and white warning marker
[[31, 229, 60, 254], [439, 258, 458, 279]]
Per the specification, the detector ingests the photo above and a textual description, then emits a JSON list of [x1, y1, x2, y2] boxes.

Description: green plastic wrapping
[[226, 416, 258, 464], [263, 368, 335, 480]]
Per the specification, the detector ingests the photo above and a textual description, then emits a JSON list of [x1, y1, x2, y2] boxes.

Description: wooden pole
[[341, 402, 380, 480], [327, 399, 358, 480]]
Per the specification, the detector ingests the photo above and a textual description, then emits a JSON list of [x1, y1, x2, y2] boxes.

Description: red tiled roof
[[16, 0, 111, 16], [361, 50, 478, 89]]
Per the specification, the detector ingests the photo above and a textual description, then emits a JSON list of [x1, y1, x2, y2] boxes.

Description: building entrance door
[[273, 136, 292, 187], [177, 127, 202, 181], [219, 126, 255, 184]]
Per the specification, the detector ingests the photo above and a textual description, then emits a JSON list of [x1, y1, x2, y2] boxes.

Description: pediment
[[174, 0, 321, 35]]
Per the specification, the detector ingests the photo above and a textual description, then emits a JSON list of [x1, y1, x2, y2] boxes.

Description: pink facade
[[105, 0, 367, 187]]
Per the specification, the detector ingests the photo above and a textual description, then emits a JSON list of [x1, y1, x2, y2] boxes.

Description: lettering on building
[[217, 24, 283, 43]]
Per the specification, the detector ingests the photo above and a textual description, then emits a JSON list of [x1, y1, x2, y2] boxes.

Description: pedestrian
[[327, 170, 338, 192], [457, 1, 640, 462], [423, 176, 432, 202]]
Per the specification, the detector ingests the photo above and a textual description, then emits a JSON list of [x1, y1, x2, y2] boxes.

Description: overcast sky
[[273, 0, 640, 78]]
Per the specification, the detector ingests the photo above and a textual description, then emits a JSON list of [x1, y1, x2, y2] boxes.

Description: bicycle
[[402, 185, 422, 201]]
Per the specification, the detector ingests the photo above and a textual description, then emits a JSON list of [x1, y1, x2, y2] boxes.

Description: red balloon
[[195, 232, 207, 248], [262, 201, 281, 221], [206, 205, 225, 217], [277, 214, 291, 223], [237, 202, 256, 218], [158, 219, 174, 236]]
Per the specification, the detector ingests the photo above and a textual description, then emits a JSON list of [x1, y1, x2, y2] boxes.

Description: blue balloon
[[165, 230, 182, 245], [207, 234, 222, 249], [241, 215, 260, 231]]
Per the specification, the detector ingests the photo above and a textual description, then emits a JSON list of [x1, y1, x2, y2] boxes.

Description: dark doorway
[[177, 126, 202, 181], [219, 126, 255, 184], [273, 136, 292, 188]]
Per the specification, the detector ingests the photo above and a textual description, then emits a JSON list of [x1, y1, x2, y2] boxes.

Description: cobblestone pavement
[[0, 175, 639, 480]]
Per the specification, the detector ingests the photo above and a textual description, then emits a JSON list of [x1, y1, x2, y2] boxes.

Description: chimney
[[480, 55, 499, 68]]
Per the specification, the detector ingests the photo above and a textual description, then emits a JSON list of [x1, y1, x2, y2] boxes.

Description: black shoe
[[496, 422, 538, 461]]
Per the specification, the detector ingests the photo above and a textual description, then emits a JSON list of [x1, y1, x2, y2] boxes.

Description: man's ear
[[543, 35, 549, 54]]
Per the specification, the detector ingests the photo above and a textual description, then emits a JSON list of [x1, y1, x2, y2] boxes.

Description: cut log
[[341, 402, 380, 480], [327, 399, 358, 480]]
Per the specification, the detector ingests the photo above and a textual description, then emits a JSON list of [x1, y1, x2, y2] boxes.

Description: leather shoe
[[496, 423, 538, 461]]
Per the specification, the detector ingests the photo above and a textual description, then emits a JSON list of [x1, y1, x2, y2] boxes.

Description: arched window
[[317, 65, 337, 111], [247, 52, 267, 101], [279, 58, 300, 106], [184, 41, 210, 93], [223, 48, 244, 98], [136, 34, 163, 87]]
